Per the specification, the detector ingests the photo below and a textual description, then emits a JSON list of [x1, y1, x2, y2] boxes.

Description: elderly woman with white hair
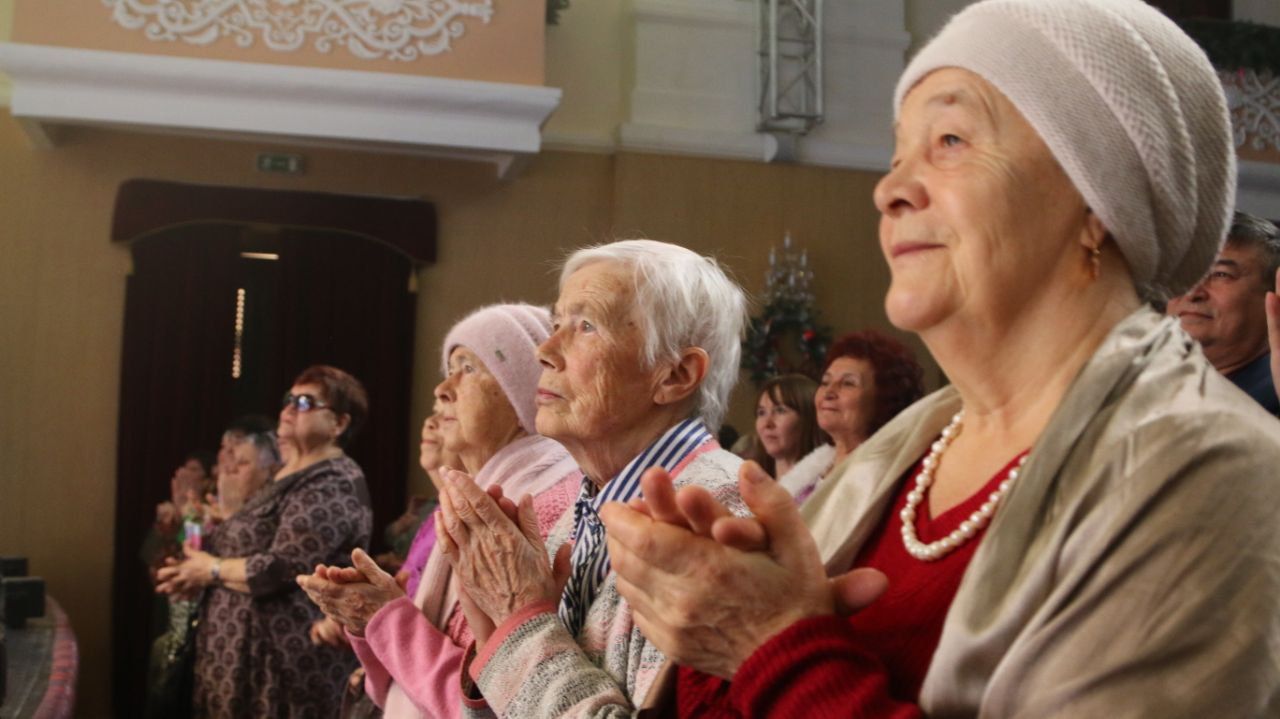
[[435, 239, 749, 717], [601, 1, 1280, 717]]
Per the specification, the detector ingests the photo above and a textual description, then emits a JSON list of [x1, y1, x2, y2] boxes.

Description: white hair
[[231, 431, 280, 470], [559, 239, 748, 430]]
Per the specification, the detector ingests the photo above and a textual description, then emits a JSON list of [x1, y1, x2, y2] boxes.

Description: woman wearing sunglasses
[[157, 364, 373, 718]]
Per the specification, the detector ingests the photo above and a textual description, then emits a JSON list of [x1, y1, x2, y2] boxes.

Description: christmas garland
[[742, 298, 832, 384], [1181, 19, 1280, 76]]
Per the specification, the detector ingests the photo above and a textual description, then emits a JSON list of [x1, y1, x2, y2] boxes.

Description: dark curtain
[[268, 227, 415, 557], [112, 223, 415, 716], [112, 226, 240, 719], [1145, 0, 1231, 19]]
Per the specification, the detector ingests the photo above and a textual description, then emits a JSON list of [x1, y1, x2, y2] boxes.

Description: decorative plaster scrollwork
[[1220, 68, 1280, 153], [103, 0, 494, 61]]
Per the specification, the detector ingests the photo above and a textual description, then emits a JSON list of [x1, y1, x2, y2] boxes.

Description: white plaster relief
[[103, 0, 494, 61], [1221, 68, 1280, 153]]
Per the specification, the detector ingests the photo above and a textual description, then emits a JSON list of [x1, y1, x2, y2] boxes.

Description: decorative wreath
[[742, 298, 832, 384]]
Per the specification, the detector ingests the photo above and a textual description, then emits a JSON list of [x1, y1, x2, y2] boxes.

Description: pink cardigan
[[348, 435, 580, 718]]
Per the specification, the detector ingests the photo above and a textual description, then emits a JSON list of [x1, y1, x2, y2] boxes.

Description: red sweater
[[677, 452, 1028, 718]]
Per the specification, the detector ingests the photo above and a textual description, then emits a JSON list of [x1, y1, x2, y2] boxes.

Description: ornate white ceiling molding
[[1221, 68, 1280, 153], [103, 0, 494, 61], [0, 42, 561, 178]]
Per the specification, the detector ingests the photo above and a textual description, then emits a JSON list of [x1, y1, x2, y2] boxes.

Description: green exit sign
[[257, 153, 305, 174]]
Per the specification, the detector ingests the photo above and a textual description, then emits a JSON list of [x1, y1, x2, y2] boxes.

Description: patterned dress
[[193, 455, 372, 718]]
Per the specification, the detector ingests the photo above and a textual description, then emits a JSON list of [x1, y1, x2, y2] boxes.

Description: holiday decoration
[[742, 234, 832, 383]]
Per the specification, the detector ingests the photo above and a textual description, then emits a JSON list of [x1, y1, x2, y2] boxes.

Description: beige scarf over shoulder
[[803, 308, 1280, 718]]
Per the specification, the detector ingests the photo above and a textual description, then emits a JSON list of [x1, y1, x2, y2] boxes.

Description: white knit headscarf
[[895, 0, 1235, 298]]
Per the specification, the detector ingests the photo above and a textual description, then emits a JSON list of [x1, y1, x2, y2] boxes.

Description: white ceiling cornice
[[0, 42, 562, 178]]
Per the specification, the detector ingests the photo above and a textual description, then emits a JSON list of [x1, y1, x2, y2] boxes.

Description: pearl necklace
[[900, 411, 1029, 562]]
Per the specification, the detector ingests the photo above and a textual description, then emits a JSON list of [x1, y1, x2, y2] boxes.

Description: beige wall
[[0, 0, 12, 41], [542, 0, 626, 147], [10, 0, 545, 84], [0, 114, 908, 716]]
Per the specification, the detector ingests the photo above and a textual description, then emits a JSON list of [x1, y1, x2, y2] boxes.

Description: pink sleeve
[[347, 631, 393, 709], [360, 595, 471, 717]]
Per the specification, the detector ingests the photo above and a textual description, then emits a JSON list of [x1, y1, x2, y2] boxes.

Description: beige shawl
[[804, 308, 1280, 717]]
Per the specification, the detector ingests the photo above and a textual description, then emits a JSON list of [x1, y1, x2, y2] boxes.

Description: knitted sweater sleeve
[[465, 454, 737, 719], [679, 616, 923, 719], [466, 596, 662, 719]]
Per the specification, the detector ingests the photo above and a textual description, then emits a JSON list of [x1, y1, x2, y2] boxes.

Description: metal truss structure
[[758, 0, 824, 145]]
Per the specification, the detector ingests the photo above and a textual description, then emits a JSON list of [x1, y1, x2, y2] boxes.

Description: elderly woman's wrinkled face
[[874, 68, 1090, 334], [217, 431, 241, 477], [536, 261, 662, 446], [434, 347, 522, 458], [220, 441, 270, 502], [278, 382, 343, 449], [816, 356, 877, 444], [419, 409, 447, 473]]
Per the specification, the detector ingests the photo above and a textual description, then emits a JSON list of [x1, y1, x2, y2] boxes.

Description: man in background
[[1168, 211, 1280, 416]]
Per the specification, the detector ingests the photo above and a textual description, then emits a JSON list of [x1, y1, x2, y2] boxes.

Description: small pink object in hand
[[183, 521, 203, 551]]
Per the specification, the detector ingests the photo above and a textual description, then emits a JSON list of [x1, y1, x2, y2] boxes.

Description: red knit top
[[676, 451, 1029, 718]]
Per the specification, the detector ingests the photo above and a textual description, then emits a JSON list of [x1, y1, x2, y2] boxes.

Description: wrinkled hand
[[435, 469, 568, 627], [309, 616, 349, 647], [348, 666, 366, 692], [296, 548, 406, 636], [155, 545, 216, 597], [1267, 267, 1280, 407], [600, 461, 888, 679]]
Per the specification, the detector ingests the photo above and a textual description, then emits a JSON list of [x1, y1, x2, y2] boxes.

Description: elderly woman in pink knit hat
[[601, 1, 1280, 717], [299, 303, 580, 718]]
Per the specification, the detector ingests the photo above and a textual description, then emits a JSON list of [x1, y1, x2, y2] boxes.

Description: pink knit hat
[[894, 0, 1235, 298], [441, 304, 552, 434]]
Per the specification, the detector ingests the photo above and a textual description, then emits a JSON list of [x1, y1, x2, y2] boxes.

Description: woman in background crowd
[[158, 365, 373, 718], [212, 431, 279, 518], [748, 373, 827, 479], [300, 304, 580, 719], [780, 330, 923, 503], [376, 410, 458, 575], [145, 431, 281, 717], [141, 450, 215, 582]]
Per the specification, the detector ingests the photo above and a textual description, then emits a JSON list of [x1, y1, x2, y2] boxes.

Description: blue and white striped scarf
[[557, 418, 713, 637]]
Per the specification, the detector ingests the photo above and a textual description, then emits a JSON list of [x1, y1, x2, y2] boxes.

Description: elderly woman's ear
[[653, 347, 711, 408], [333, 413, 352, 440]]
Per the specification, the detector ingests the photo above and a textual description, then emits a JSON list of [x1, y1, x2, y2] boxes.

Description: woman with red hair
[[779, 330, 924, 503]]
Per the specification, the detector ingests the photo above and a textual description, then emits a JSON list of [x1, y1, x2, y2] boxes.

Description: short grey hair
[[559, 239, 748, 430], [1225, 211, 1280, 284], [239, 431, 281, 470]]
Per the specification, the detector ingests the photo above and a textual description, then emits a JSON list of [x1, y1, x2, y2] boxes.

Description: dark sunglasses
[[281, 392, 333, 413]]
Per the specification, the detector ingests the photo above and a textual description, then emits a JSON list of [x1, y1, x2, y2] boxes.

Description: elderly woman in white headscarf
[[299, 304, 581, 718], [434, 239, 749, 717], [600, 1, 1280, 717]]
